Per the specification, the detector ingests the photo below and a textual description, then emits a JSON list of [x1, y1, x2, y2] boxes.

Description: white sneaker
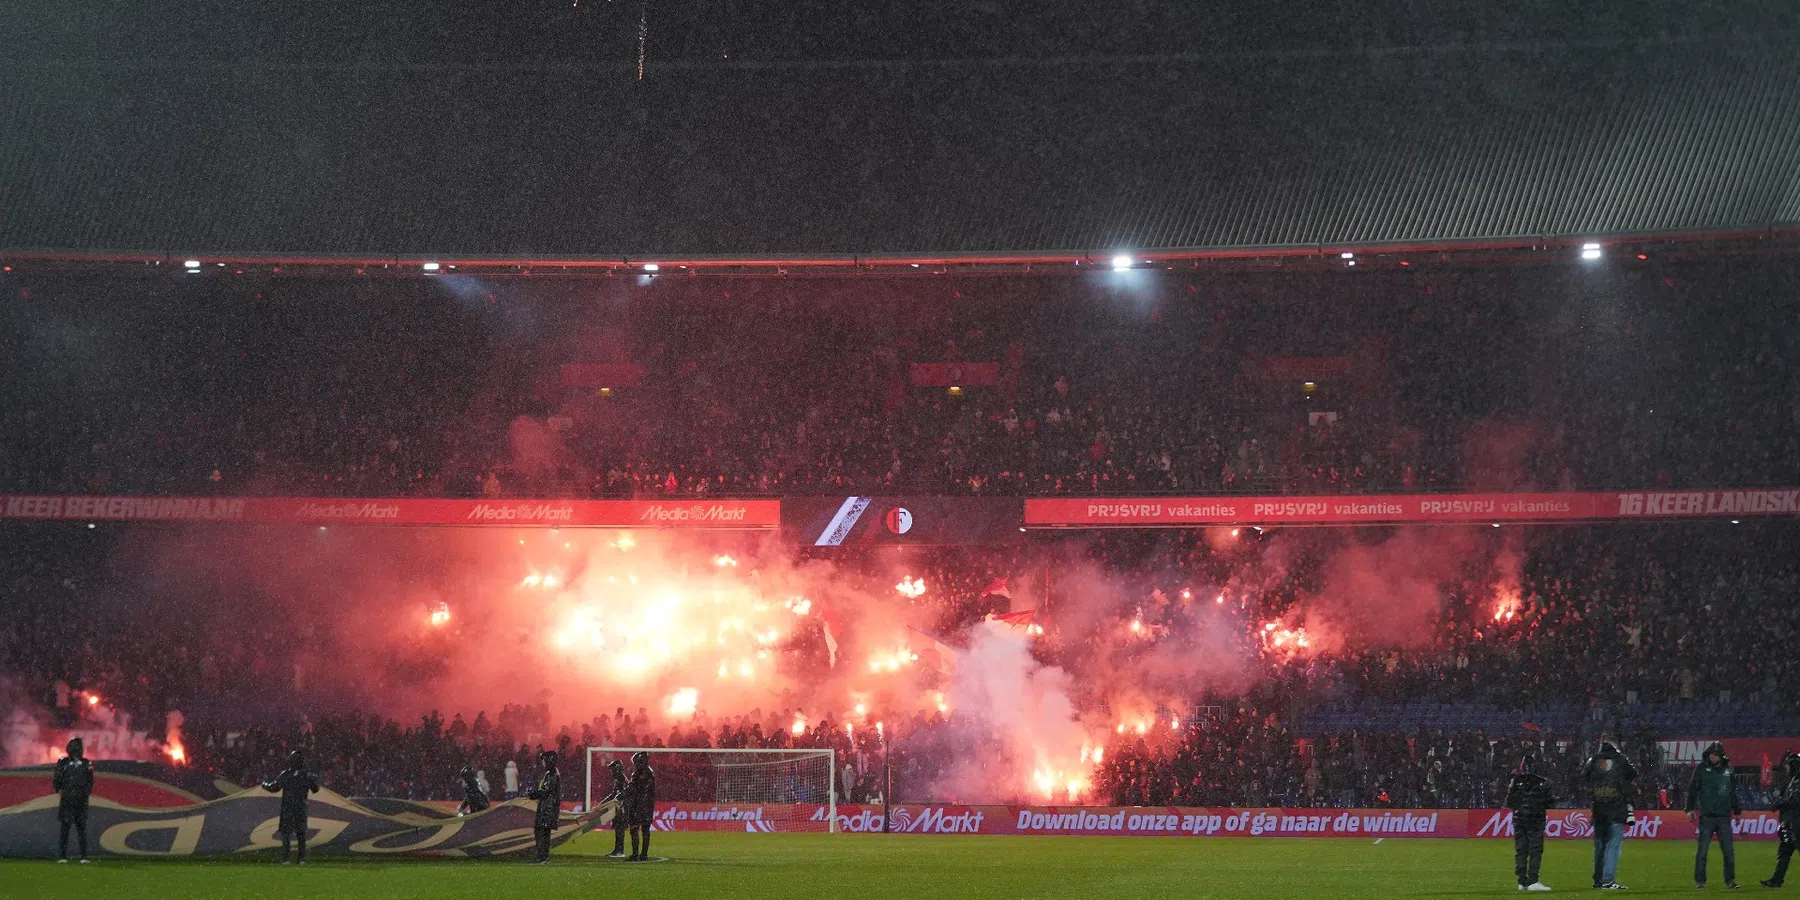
[[1527, 883, 1551, 892], [57, 859, 68, 864], [78, 859, 91, 865]]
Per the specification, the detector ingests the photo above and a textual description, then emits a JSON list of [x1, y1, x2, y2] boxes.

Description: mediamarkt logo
[[1476, 809, 1663, 839], [824, 806, 985, 834], [638, 504, 750, 523], [296, 501, 400, 519], [465, 503, 574, 522]]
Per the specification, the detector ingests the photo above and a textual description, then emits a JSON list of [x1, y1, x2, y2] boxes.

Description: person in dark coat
[[1505, 753, 1556, 891], [604, 759, 629, 858], [524, 750, 560, 864], [260, 750, 321, 864], [1763, 751, 1800, 889], [1685, 741, 1741, 889], [622, 750, 657, 861], [1583, 741, 1638, 890], [52, 737, 95, 863], [456, 764, 490, 816]]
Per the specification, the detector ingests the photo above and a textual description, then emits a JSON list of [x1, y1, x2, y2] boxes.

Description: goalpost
[[586, 746, 838, 833]]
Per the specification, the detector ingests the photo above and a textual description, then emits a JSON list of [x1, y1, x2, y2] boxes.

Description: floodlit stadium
[[4, 2, 1800, 898]]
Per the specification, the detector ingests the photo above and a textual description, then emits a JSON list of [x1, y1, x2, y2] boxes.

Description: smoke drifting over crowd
[[1, 521, 1527, 801]]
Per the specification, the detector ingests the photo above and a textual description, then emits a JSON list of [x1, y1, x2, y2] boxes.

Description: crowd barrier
[[5, 489, 1797, 533], [646, 802, 1784, 841]]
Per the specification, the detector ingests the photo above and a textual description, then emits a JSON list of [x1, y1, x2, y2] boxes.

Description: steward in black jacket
[[1763, 751, 1800, 888], [525, 750, 561, 864], [1505, 754, 1556, 889], [52, 737, 95, 863], [260, 750, 322, 864]]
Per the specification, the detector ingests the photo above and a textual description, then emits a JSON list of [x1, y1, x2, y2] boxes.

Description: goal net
[[586, 747, 837, 833]]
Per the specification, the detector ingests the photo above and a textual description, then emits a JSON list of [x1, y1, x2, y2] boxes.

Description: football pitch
[[2, 832, 1768, 899]]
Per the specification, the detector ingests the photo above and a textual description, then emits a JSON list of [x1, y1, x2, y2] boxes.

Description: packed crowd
[[4, 519, 1795, 806], [159, 698, 1702, 813], [1093, 706, 1680, 810], [3, 262, 1795, 499]]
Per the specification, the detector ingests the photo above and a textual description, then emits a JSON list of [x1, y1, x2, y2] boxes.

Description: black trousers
[[629, 822, 651, 859], [1514, 819, 1545, 886], [1772, 822, 1797, 886], [533, 825, 551, 862], [1695, 814, 1735, 884], [611, 820, 627, 854], [278, 820, 309, 862], [58, 810, 89, 860]]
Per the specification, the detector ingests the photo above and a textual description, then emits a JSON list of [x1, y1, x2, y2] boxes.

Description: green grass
[[2, 832, 1775, 899]]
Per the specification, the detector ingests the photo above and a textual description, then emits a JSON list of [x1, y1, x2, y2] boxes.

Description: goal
[[585, 747, 838, 833]]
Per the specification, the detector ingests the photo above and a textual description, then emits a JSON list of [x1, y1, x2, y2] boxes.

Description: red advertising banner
[[909, 362, 999, 388], [1025, 489, 1800, 527], [639, 803, 1784, 840], [1467, 808, 1783, 843], [0, 495, 781, 529], [649, 802, 833, 832], [1659, 737, 1799, 765]]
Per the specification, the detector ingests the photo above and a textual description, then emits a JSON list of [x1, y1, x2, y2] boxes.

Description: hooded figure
[[622, 750, 657, 861], [457, 764, 490, 816], [524, 750, 560, 863], [52, 737, 95, 863], [1762, 751, 1800, 888], [1583, 741, 1638, 889], [1505, 754, 1555, 891], [260, 750, 322, 864], [1686, 741, 1740, 888], [605, 759, 629, 858]]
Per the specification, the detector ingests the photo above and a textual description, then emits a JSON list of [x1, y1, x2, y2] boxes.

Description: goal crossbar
[[584, 746, 837, 832]]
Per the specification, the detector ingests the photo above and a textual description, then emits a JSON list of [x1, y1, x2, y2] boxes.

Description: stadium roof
[[3, 11, 1798, 265]]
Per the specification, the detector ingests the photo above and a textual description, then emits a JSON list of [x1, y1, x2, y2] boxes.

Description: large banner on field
[[1025, 489, 1800, 527], [643, 802, 1784, 841], [0, 785, 614, 859], [0, 495, 780, 529]]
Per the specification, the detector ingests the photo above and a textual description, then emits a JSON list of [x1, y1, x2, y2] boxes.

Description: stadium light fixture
[[643, 263, 660, 272], [183, 259, 201, 270], [421, 261, 441, 272], [1111, 254, 1132, 271], [1340, 252, 1355, 259], [1580, 242, 1603, 261]]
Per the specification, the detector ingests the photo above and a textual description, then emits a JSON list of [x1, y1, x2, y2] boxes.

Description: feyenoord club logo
[[885, 507, 914, 535]]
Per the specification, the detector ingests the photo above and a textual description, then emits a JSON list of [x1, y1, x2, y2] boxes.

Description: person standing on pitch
[[603, 759, 629, 858], [1762, 751, 1800, 889], [1686, 742, 1741, 889], [622, 750, 657, 861], [261, 750, 321, 864], [1585, 741, 1639, 890], [456, 764, 490, 816], [1506, 753, 1556, 891], [52, 737, 95, 864], [525, 749, 560, 864]]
